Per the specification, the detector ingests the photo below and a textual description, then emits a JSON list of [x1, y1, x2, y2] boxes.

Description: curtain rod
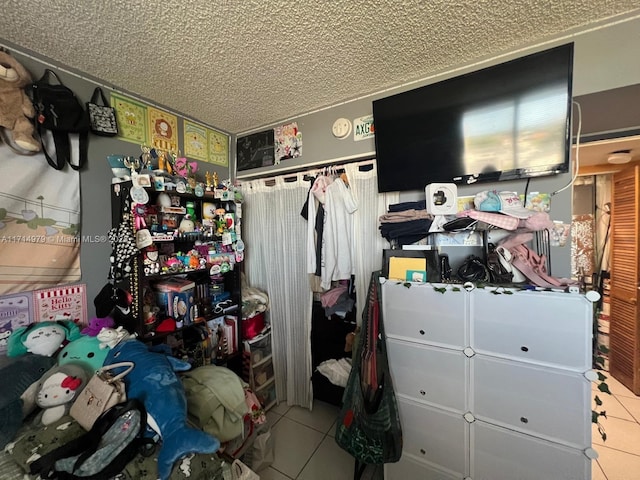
[[235, 152, 375, 182], [237, 158, 376, 186]]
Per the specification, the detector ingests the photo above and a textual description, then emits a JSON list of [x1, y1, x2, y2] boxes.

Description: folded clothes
[[380, 218, 433, 240], [379, 209, 433, 223], [387, 200, 427, 212]]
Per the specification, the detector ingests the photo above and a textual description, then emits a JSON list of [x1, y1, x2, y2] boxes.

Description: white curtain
[[345, 162, 398, 323], [243, 173, 313, 408], [241, 162, 398, 407]]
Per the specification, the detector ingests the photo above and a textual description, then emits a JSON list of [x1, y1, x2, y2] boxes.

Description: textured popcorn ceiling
[[1, 1, 638, 134]]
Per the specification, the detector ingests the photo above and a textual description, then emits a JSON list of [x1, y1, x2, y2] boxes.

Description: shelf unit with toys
[[110, 172, 245, 373]]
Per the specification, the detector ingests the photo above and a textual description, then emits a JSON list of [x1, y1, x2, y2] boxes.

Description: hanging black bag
[[31, 69, 90, 170], [87, 87, 118, 137]]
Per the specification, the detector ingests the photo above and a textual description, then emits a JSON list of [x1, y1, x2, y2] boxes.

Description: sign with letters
[[353, 115, 374, 141]]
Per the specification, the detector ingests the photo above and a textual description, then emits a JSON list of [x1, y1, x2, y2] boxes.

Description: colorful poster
[[0, 292, 33, 355], [33, 283, 87, 326], [147, 107, 178, 153], [184, 120, 208, 161], [110, 92, 147, 144], [274, 122, 302, 163], [0, 145, 80, 296], [207, 128, 229, 167]]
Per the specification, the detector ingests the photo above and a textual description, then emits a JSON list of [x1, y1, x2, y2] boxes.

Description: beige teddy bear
[[0, 50, 40, 152]]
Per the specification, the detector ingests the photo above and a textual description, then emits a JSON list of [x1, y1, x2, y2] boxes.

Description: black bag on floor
[[31, 69, 90, 170], [29, 399, 155, 480]]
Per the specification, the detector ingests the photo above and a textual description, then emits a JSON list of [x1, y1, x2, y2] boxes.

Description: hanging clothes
[[321, 177, 358, 290], [306, 174, 333, 277]]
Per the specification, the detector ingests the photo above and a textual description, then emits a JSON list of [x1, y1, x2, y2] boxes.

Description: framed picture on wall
[[206, 128, 230, 167], [236, 130, 275, 171]]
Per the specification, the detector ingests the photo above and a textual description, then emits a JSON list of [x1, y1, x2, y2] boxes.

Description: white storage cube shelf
[[381, 280, 593, 480]]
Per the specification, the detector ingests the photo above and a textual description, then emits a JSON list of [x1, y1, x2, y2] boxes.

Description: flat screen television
[[373, 43, 574, 192]]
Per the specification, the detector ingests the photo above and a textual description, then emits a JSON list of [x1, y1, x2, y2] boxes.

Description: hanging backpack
[[29, 399, 155, 480], [30, 69, 90, 171]]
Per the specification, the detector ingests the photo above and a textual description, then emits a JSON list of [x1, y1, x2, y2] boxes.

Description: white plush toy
[[35, 364, 88, 425], [97, 326, 133, 350]]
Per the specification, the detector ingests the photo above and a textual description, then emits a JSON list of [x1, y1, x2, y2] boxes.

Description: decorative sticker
[[33, 283, 87, 326], [353, 115, 375, 141], [0, 292, 33, 355], [274, 122, 302, 163], [521, 192, 551, 212], [147, 107, 178, 153], [207, 128, 229, 167], [110, 92, 147, 144], [183, 120, 208, 161]]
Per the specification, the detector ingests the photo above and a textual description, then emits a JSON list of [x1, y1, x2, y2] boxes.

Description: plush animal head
[[7, 321, 81, 357], [96, 326, 132, 350], [0, 50, 40, 152], [0, 51, 32, 90], [57, 335, 109, 373]]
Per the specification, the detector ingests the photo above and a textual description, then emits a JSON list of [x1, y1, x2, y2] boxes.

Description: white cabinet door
[[470, 289, 592, 370], [388, 339, 467, 412], [385, 452, 461, 480], [472, 355, 591, 448], [397, 398, 469, 477], [382, 281, 468, 349], [471, 421, 590, 480]]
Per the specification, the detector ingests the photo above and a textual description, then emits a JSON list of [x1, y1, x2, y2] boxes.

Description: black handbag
[[87, 87, 118, 137], [335, 271, 402, 466], [31, 69, 90, 170]]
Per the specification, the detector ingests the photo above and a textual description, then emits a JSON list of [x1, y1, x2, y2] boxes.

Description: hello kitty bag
[[70, 361, 134, 431]]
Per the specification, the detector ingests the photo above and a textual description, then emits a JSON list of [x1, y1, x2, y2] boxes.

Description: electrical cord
[[551, 100, 582, 197], [457, 255, 490, 283]]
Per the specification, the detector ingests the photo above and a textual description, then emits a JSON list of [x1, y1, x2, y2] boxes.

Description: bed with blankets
[[0, 321, 262, 480]]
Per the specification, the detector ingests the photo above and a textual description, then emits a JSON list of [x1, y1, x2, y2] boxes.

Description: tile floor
[[592, 373, 640, 480], [259, 400, 382, 480], [257, 376, 639, 480]]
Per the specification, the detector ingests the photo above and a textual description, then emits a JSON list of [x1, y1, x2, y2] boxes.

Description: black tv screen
[[373, 43, 574, 192]]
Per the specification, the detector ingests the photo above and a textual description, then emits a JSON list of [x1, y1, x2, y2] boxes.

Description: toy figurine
[[123, 155, 140, 176], [205, 172, 213, 191], [212, 171, 219, 189]]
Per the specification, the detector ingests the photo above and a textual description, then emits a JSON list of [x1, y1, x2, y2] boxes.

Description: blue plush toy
[[104, 339, 219, 480]]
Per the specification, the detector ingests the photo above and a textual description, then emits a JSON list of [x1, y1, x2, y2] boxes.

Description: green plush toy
[[57, 335, 109, 374], [7, 321, 81, 357]]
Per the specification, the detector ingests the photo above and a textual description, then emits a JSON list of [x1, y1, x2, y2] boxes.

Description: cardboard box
[[155, 288, 196, 325]]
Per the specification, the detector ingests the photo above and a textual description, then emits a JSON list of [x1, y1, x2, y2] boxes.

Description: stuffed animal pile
[[0, 50, 40, 153], [1, 317, 221, 480]]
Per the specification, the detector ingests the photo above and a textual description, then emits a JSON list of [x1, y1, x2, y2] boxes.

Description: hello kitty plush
[[35, 363, 88, 425]]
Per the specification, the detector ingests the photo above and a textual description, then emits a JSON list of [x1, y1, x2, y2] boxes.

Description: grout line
[[294, 432, 329, 480]]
